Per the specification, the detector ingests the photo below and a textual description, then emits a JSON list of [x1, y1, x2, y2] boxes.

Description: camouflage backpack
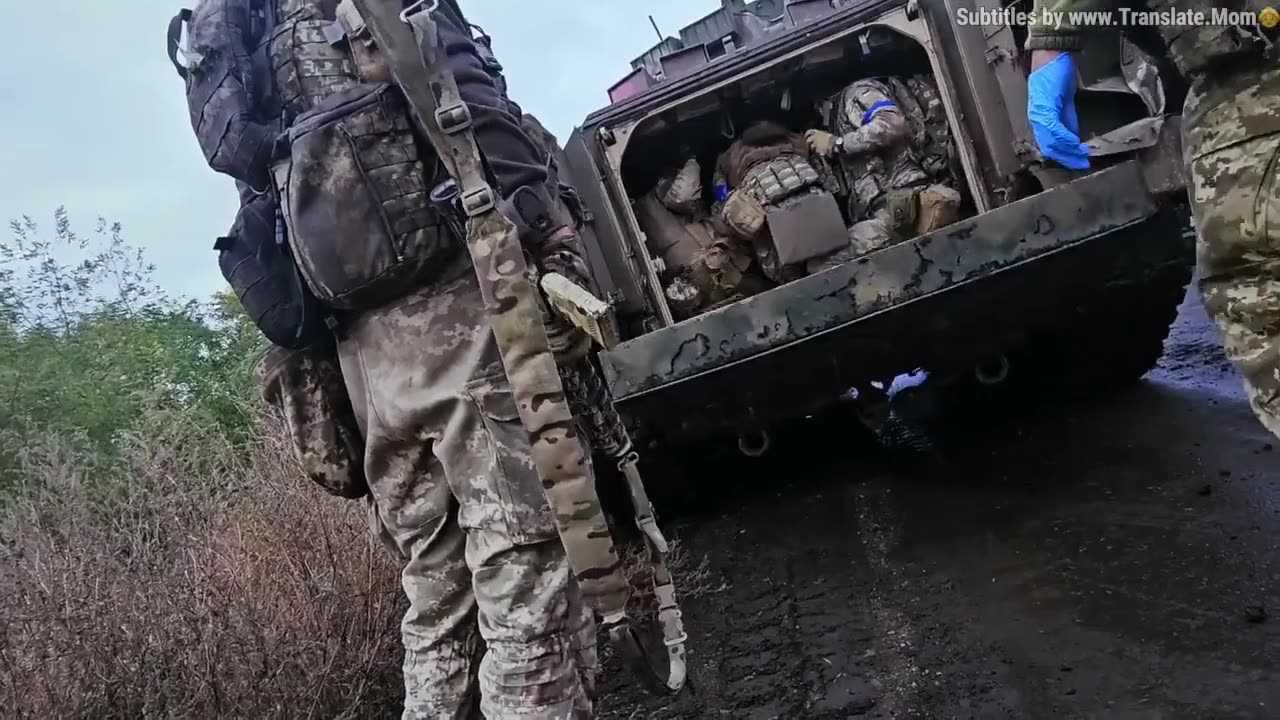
[[885, 75, 962, 186], [170, 0, 454, 322]]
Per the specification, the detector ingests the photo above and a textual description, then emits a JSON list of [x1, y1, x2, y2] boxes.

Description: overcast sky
[[1, 1, 719, 302]]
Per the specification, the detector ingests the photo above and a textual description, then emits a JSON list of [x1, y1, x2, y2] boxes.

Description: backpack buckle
[[436, 103, 473, 134], [399, 0, 439, 23], [461, 186, 496, 217]]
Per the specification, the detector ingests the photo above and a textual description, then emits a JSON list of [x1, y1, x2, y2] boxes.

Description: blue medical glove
[[1027, 52, 1091, 170]]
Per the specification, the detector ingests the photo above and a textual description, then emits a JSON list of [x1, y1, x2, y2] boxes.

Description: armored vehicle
[[557, 0, 1194, 453]]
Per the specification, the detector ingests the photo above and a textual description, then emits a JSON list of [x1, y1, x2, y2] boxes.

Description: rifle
[[343, 0, 687, 693]]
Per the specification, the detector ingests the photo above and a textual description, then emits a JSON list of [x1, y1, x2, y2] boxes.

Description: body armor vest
[[718, 126, 811, 188], [267, 0, 359, 119], [739, 154, 823, 205], [717, 123, 824, 207]]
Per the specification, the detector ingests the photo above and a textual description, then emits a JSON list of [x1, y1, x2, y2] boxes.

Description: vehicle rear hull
[[598, 162, 1193, 438]]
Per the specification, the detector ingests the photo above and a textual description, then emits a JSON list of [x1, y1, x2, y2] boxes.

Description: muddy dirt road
[[597, 289, 1279, 719]]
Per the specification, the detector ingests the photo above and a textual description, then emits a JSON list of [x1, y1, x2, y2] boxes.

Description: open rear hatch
[[561, 0, 1191, 435]]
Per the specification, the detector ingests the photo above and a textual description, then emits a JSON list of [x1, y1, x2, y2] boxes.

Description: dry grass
[[620, 535, 724, 620], [0, 401, 722, 718], [0, 408, 404, 719]]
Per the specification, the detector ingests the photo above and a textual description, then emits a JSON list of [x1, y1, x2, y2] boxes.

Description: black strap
[[167, 9, 193, 80]]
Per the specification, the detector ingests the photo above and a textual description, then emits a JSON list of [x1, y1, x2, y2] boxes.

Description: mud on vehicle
[[558, 0, 1194, 454]]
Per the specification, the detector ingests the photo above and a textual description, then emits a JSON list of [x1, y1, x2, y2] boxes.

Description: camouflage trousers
[[336, 264, 598, 718], [1186, 61, 1280, 439]]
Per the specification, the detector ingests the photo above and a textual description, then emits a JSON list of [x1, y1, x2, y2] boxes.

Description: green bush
[[0, 209, 264, 495]]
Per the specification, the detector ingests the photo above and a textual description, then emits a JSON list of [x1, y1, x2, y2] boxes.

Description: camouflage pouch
[[257, 344, 368, 499], [915, 184, 961, 235], [721, 188, 767, 239], [275, 82, 453, 310], [883, 189, 920, 237]]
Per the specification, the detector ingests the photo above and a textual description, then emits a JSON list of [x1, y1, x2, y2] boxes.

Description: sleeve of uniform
[[838, 81, 910, 156], [1026, 0, 1116, 50], [433, 1, 552, 205]]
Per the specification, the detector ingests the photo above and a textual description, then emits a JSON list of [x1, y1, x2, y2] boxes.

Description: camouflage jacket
[[1027, 0, 1276, 77]]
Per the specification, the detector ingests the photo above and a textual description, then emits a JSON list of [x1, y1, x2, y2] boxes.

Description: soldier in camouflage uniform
[[805, 77, 959, 268], [1027, 0, 1280, 439], [349, 4, 598, 716], [188, 0, 600, 715]]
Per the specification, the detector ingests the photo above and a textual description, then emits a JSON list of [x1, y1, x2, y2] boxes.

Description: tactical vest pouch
[[721, 188, 767, 239], [884, 189, 920, 237], [915, 184, 961, 235], [215, 190, 332, 349], [257, 344, 368, 500], [751, 155, 822, 204], [269, 8, 361, 118], [275, 81, 449, 310]]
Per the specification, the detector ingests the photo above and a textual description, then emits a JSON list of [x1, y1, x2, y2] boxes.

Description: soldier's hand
[[538, 226, 593, 287], [805, 129, 838, 158], [1027, 51, 1090, 171]]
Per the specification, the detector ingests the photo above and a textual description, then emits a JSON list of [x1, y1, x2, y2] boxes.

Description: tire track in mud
[[850, 477, 1025, 719], [597, 479, 884, 718], [597, 466, 981, 718]]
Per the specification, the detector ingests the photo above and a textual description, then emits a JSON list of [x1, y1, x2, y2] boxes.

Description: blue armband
[[861, 100, 896, 126]]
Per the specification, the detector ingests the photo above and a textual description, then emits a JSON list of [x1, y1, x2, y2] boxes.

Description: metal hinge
[[985, 46, 1013, 65]]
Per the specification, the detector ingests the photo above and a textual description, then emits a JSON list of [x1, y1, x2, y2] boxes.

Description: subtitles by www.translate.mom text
[[955, 5, 1280, 28]]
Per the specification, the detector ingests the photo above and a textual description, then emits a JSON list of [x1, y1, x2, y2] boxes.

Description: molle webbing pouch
[[215, 190, 332, 349], [257, 343, 368, 499], [741, 154, 822, 207], [275, 81, 450, 311], [268, 3, 360, 118], [721, 188, 768, 239], [884, 188, 920, 237]]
